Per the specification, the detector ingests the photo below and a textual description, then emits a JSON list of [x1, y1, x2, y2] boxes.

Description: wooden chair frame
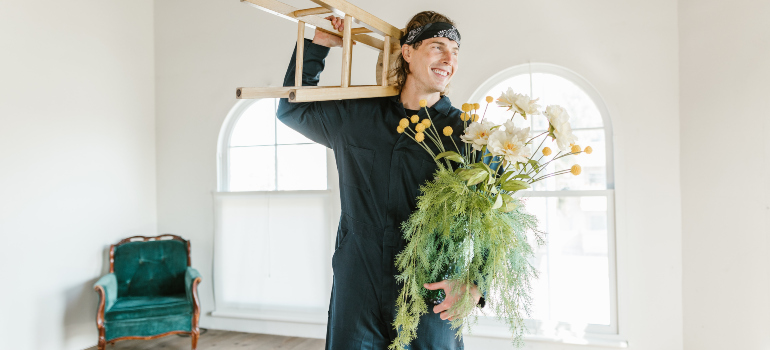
[[236, 0, 402, 102], [95, 234, 202, 350]]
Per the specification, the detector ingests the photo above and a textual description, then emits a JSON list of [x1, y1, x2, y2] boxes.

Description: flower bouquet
[[390, 88, 592, 350]]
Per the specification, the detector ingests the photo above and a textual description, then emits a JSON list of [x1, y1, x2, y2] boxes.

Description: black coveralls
[[277, 39, 466, 349]]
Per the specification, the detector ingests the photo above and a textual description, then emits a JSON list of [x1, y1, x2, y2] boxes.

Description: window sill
[[214, 189, 331, 196], [211, 308, 327, 325]]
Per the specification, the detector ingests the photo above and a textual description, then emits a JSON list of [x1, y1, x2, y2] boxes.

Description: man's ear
[[401, 44, 412, 63]]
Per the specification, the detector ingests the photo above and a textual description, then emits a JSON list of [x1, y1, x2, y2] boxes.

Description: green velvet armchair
[[93, 234, 202, 350]]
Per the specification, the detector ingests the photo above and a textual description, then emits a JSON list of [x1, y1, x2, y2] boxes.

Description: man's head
[[393, 12, 459, 95]]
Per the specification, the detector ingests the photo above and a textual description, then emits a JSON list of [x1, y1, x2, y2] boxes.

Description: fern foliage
[[390, 168, 544, 350]]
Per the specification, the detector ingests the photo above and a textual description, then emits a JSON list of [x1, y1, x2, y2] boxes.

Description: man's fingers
[[433, 300, 450, 314], [423, 281, 447, 290]]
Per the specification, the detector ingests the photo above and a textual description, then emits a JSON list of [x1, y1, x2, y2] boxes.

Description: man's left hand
[[423, 280, 482, 321]]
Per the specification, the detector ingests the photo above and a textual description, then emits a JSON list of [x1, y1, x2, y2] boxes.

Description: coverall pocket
[[332, 228, 353, 269], [342, 144, 375, 193]]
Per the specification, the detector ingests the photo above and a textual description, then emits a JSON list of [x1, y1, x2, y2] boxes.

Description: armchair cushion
[[113, 240, 188, 297], [105, 294, 192, 322]]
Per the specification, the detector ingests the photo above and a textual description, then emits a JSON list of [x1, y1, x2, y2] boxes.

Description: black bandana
[[399, 22, 461, 48]]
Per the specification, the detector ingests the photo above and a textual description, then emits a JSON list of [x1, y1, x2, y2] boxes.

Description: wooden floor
[[85, 329, 325, 350]]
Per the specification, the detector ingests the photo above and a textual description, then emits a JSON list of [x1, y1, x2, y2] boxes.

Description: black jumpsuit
[[277, 39, 466, 350]]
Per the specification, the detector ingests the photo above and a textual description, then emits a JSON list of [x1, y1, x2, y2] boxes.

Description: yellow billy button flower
[[419, 99, 427, 108], [486, 96, 494, 103], [473, 103, 480, 110], [415, 123, 426, 132], [462, 103, 471, 112], [472, 114, 480, 122], [571, 144, 581, 153], [542, 147, 552, 156], [443, 126, 453, 136], [584, 146, 593, 154], [421, 119, 431, 127], [410, 115, 420, 123], [460, 112, 470, 121], [571, 164, 582, 176], [399, 118, 409, 128], [415, 132, 425, 142], [397, 126, 405, 133]]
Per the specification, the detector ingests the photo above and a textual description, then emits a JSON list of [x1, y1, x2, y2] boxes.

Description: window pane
[[276, 144, 327, 190], [526, 196, 611, 326], [230, 99, 276, 147], [531, 73, 603, 131], [277, 118, 314, 145], [530, 129, 606, 191], [229, 146, 276, 191]]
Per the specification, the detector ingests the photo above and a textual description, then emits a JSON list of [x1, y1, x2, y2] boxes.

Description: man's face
[[404, 37, 459, 93]]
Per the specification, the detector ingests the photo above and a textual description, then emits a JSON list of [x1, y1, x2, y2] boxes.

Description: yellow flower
[[443, 126, 453, 136], [415, 132, 425, 142], [473, 103, 480, 110], [571, 144, 581, 153], [462, 103, 471, 112], [415, 123, 426, 132], [399, 118, 409, 128], [410, 115, 419, 123], [542, 147, 552, 156], [421, 119, 431, 127], [584, 146, 593, 154], [419, 99, 427, 108], [571, 164, 582, 176], [486, 96, 494, 103], [472, 114, 480, 122], [397, 126, 405, 133], [460, 112, 470, 121]]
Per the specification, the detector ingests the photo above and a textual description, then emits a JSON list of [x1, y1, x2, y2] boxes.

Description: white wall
[[155, 1, 681, 349], [0, 1, 156, 350], [680, 2, 770, 350]]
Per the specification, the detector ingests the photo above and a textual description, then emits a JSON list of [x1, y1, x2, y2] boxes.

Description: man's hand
[[312, 15, 356, 48], [424, 280, 482, 321]]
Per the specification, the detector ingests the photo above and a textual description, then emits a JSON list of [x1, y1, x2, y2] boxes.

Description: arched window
[[213, 98, 334, 320], [470, 63, 617, 336], [218, 98, 327, 192]]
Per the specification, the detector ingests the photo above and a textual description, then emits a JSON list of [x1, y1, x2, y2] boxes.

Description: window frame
[[468, 63, 619, 337]]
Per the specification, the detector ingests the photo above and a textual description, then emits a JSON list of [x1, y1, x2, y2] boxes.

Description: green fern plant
[[390, 168, 543, 350]]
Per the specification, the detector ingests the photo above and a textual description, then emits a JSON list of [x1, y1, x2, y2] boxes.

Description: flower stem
[[532, 169, 571, 182]]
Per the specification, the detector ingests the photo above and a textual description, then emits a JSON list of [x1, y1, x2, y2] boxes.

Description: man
[[277, 11, 482, 349]]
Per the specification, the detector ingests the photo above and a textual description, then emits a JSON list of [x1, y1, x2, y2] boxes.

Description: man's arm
[[275, 16, 349, 149]]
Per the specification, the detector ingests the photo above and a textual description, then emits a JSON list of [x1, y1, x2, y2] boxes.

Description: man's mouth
[[431, 68, 450, 77]]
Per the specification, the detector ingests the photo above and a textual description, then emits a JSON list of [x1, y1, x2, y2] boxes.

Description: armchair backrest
[[110, 235, 190, 297]]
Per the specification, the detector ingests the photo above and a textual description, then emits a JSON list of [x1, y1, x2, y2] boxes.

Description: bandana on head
[[399, 22, 461, 48]]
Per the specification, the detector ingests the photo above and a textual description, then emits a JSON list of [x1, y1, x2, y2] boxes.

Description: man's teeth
[[432, 69, 448, 77]]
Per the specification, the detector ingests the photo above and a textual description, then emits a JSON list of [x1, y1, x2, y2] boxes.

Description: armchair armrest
[[185, 267, 202, 303], [93, 273, 118, 311]]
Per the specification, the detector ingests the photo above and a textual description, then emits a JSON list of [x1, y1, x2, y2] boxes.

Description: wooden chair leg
[[97, 337, 106, 350], [191, 330, 199, 350]]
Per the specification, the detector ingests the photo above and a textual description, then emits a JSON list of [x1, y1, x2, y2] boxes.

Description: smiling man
[[277, 11, 481, 349]]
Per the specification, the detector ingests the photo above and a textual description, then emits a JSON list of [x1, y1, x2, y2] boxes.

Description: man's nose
[[441, 51, 454, 65]]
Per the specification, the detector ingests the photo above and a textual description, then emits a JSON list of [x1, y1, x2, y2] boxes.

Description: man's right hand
[[312, 15, 351, 48]]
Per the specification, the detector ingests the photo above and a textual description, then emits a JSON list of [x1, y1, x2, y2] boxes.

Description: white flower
[[488, 125, 532, 164], [544, 105, 578, 151], [502, 121, 531, 142], [460, 121, 495, 151], [496, 87, 541, 119]]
